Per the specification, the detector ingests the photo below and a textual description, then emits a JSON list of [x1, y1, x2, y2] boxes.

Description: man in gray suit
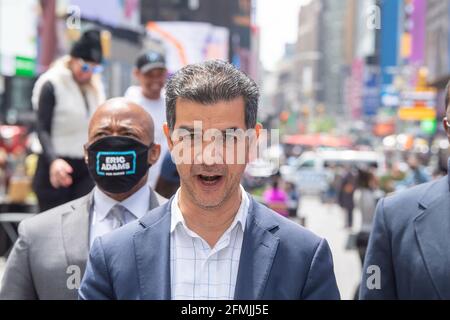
[[0, 98, 165, 299], [360, 81, 450, 300]]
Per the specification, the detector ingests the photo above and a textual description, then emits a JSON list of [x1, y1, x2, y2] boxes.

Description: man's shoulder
[[381, 176, 448, 225], [383, 177, 445, 207], [20, 195, 90, 239], [251, 198, 323, 249], [250, 198, 328, 275]]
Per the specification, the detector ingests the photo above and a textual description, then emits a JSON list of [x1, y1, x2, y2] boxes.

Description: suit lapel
[[234, 196, 280, 299], [60, 187, 161, 290], [415, 178, 450, 299], [61, 193, 92, 275], [134, 200, 172, 299], [132, 194, 280, 300]]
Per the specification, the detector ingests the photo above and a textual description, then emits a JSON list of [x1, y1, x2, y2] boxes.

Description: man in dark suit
[[0, 98, 165, 299], [79, 60, 340, 300], [360, 81, 450, 300]]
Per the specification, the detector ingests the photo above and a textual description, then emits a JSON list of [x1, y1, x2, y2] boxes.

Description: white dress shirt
[[89, 185, 150, 247], [170, 185, 249, 300]]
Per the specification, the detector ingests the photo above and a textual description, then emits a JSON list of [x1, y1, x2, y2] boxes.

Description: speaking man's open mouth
[[196, 174, 224, 187]]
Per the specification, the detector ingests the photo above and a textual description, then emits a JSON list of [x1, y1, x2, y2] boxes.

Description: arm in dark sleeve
[[36, 81, 58, 163]]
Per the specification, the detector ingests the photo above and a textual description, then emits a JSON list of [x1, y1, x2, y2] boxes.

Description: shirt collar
[[170, 185, 249, 234], [94, 184, 150, 221]]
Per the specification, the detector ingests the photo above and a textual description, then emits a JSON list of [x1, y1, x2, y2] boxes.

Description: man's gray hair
[[165, 60, 259, 131]]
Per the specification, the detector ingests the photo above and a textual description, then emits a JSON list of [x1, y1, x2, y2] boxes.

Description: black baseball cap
[[136, 51, 166, 73]]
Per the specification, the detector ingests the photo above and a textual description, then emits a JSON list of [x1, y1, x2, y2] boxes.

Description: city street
[[297, 196, 362, 300], [0, 196, 362, 300]]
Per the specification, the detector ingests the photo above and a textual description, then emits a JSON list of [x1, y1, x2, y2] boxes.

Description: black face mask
[[87, 136, 152, 194]]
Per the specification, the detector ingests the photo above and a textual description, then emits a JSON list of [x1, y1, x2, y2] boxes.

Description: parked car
[[280, 149, 385, 194]]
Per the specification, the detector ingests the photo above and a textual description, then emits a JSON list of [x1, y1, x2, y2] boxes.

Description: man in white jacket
[[124, 50, 168, 189]]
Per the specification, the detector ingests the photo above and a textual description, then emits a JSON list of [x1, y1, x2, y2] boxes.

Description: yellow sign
[[398, 107, 436, 121], [401, 33, 412, 59]]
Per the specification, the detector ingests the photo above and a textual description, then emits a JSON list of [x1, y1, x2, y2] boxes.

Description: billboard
[[347, 59, 364, 120], [147, 22, 229, 74], [410, 0, 426, 64], [425, 0, 450, 83], [355, 0, 377, 58], [362, 65, 381, 117], [69, 0, 141, 30], [380, 0, 401, 87], [0, 0, 38, 77]]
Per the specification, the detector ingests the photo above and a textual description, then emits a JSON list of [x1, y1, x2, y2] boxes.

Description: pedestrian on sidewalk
[[31, 29, 106, 211]]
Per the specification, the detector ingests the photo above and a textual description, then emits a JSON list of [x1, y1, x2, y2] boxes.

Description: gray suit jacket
[[0, 187, 165, 300], [360, 176, 450, 299]]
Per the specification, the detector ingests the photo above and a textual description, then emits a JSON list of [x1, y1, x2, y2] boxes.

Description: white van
[[280, 150, 385, 194]]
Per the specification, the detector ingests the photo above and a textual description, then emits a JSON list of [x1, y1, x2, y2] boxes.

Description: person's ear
[[255, 123, 263, 138], [163, 122, 173, 150], [148, 143, 161, 165], [246, 123, 264, 164], [443, 117, 450, 141]]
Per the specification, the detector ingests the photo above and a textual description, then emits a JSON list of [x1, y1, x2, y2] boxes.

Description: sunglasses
[[78, 59, 104, 74]]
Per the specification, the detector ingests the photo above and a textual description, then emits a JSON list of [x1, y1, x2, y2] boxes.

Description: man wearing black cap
[[125, 50, 168, 189], [31, 28, 106, 211]]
